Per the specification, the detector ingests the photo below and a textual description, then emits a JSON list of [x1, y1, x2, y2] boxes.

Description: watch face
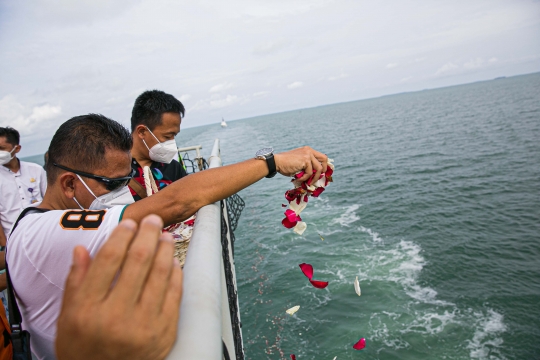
[[256, 147, 274, 158]]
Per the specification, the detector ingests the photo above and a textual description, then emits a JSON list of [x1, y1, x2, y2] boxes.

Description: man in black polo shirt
[[129, 90, 187, 200]]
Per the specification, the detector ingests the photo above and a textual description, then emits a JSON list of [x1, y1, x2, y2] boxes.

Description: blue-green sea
[[176, 73, 540, 360], [23, 73, 540, 359]]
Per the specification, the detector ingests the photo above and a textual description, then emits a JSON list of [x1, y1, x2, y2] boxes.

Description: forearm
[[124, 158, 268, 226]]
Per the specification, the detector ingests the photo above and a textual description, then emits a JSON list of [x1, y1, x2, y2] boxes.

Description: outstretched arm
[[123, 146, 328, 226]]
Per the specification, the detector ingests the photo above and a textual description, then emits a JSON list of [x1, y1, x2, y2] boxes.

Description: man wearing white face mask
[[0, 127, 47, 246], [128, 90, 187, 201], [7, 114, 328, 359]]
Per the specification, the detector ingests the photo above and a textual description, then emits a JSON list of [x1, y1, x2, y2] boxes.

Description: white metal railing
[[177, 145, 205, 172], [167, 139, 238, 359]]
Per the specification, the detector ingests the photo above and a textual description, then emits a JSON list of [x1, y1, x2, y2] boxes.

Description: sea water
[[176, 73, 540, 360], [22, 73, 540, 359]]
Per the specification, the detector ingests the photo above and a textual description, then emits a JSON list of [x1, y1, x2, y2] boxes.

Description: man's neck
[[39, 188, 73, 211], [3, 157, 20, 173], [131, 141, 153, 168]]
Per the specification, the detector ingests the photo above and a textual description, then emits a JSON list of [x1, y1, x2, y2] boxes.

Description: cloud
[[386, 63, 398, 69], [209, 82, 234, 93], [463, 58, 485, 69], [328, 73, 348, 81], [401, 76, 413, 82], [210, 95, 240, 108], [287, 81, 304, 89], [253, 40, 288, 55], [435, 62, 459, 75], [253, 91, 269, 97], [0, 95, 62, 136], [179, 94, 191, 102]]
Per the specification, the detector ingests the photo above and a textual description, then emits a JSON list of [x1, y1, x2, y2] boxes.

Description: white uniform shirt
[[6, 205, 126, 360], [0, 160, 47, 236]]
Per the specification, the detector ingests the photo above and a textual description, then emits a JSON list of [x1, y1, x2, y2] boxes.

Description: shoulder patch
[[59, 210, 107, 230]]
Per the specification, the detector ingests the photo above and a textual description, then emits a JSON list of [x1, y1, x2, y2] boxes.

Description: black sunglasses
[[53, 163, 136, 191]]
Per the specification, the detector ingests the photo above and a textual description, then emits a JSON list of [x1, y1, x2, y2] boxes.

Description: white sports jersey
[[6, 205, 127, 360]]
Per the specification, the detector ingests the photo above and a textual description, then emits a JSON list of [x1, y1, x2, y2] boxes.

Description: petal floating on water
[[290, 355, 297, 360], [299, 263, 314, 280], [286, 305, 300, 315], [354, 276, 361, 296], [309, 279, 329, 289], [353, 338, 366, 350], [318, 233, 324, 241]]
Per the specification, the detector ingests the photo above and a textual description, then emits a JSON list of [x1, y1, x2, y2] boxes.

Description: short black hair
[[131, 90, 185, 131], [45, 114, 132, 183], [0, 127, 20, 146]]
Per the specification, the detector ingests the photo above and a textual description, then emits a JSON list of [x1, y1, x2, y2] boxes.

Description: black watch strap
[[265, 154, 277, 178]]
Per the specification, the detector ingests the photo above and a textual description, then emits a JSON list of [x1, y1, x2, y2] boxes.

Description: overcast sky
[[1, 0, 539, 156]]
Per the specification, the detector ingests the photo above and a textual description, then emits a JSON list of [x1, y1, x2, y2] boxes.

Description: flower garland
[[281, 159, 334, 235]]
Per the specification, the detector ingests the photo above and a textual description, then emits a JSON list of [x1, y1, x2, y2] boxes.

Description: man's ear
[[59, 173, 77, 199], [13, 144, 21, 154], [135, 125, 148, 140]]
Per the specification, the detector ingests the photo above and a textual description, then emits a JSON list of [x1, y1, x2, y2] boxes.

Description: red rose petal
[[353, 338, 366, 350], [290, 355, 296, 360], [183, 219, 195, 226], [309, 279, 329, 289], [311, 187, 325, 197], [299, 263, 314, 280], [294, 171, 305, 179], [282, 204, 287, 207], [326, 167, 333, 177], [303, 194, 309, 203], [282, 217, 297, 229]]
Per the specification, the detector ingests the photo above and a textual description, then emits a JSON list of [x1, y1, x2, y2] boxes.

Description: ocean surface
[[23, 73, 540, 359], [176, 73, 540, 360]]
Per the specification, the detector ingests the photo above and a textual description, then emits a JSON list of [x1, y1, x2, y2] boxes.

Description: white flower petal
[[354, 276, 361, 296], [293, 221, 307, 235], [286, 305, 300, 315]]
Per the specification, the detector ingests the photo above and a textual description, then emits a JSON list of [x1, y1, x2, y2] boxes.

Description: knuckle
[[99, 245, 123, 263], [129, 246, 153, 264]]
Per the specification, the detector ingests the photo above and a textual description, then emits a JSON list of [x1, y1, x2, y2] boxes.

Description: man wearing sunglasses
[[7, 114, 328, 360]]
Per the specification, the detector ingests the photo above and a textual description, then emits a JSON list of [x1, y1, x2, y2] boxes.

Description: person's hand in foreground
[[56, 215, 183, 360]]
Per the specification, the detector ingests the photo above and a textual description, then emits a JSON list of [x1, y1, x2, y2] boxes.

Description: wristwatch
[[255, 147, 277, 178]]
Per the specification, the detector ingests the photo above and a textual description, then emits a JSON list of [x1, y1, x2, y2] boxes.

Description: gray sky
[[1, 0, 539, 156]]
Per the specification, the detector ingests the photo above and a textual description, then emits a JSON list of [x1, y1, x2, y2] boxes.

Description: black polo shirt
[[129, 158, 188, 201]]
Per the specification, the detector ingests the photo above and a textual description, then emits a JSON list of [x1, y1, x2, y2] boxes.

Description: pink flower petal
[[282, 217, 297, 229], [309, 279, 329, 289], [285, 209, 301, 222], [353, 338, 366, 350], [299, 263, 314, 280]]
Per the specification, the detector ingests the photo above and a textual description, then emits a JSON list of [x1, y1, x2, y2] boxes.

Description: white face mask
[[142, 127, 178, 164], [74, 175, 135, 210], [0, 147, 16, 165]]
